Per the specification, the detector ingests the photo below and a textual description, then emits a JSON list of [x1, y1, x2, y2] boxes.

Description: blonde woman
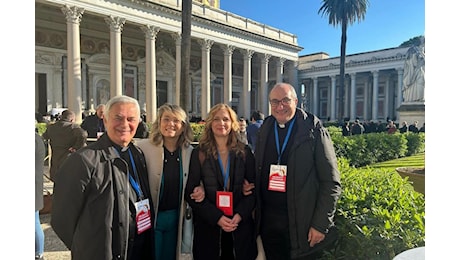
[[185, 103, 257, 260], [137, 103, 204, 260]]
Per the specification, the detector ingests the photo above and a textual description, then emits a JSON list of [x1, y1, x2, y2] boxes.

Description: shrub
[[330, 132, 423, 167], [405, 132, 425, 156], [190, 123, 205, 142], [35, 123, 47, 136], [320, 158, 425, 260]]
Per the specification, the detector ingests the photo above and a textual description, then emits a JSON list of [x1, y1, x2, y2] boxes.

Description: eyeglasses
[[161, 117, 182, 125], [269, 97, 292, 107]]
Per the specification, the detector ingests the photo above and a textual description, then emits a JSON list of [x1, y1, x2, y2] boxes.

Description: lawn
[[367, 153, 425, 171]]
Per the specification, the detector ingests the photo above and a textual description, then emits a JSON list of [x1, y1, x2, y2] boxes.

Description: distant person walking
[[246, 110, 264, 153], [42, 109, 87, 181]]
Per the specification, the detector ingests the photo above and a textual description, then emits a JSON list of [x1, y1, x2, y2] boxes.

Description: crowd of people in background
[[341, 118, 425, 136]]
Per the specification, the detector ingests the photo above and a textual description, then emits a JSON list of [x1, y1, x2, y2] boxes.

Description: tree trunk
[[180, 0, 192, 112], [339, 22, 348, 122]]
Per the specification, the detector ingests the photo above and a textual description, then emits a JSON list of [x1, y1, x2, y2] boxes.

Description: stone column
[[105, 15, 125, 97], [61, 5, 84, 124], [397, 68, 403, 108], [384, 75, 391, 120], [287, 60, 298, 92], [141, 25, 160, 123], [372, 70, 379, 121], [221, 45, 235, 106], [172, 33, 181, 106], [242, 49, 254, 119], [330, 75, 336, 121], [276, 57, 285, 83], [198, 39, 214, 119], [259, 54, 271, 116], [350, 73, 357, 121], [313, 77, 318, 116]]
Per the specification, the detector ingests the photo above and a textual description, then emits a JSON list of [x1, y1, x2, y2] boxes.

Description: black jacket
[[185, 145, 257, 260], [51, 134, 154, 260], [254, 109, 341, 258]]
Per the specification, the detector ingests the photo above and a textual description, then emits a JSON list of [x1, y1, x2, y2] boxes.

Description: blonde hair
[[150, 103, 193, 148], [198, 103, 246, 159]]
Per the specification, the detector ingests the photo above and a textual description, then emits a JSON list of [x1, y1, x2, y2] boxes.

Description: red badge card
[[135, 199, 152, 234], [216, 191, 233, 216], [268, 164, 287, 192]]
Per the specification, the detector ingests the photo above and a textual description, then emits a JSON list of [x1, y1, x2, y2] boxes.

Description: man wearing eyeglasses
[[251, 82, 342, 260]]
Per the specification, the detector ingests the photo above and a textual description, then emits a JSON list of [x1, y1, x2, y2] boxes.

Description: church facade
[[298, 46, 413, 123], [35, 0, 420, 124]]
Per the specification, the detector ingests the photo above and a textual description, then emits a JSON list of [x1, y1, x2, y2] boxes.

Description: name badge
[[216, 191, 233, 216], [268, 164, 287, 192], [135, 199, 152, 234]]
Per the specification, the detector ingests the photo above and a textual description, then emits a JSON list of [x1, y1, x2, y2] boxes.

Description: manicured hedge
[[319, 158, 425, 259]]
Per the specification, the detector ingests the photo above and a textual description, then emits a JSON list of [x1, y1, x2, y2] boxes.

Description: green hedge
[[320, 158, 425, 259], [331, 132, 424, 167]]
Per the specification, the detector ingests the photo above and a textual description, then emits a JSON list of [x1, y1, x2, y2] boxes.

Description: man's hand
[[308, 227, 325, 247]]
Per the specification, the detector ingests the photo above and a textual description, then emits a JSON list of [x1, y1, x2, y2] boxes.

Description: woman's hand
[[242, 179, 255, 195], [218, 215, 238, 232], [190, 185, 205, 202]]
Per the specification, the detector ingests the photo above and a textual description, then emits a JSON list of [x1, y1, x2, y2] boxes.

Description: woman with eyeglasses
[[137, 103, 205, 260]]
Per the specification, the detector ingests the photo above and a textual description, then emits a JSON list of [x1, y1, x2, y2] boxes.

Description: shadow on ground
[[40, 213, 71, 259]]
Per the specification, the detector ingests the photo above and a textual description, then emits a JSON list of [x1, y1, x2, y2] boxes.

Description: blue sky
[[220, 0, 425, 57]]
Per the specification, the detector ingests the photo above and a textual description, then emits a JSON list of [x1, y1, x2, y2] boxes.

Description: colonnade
[[55, 3, 299, 124]]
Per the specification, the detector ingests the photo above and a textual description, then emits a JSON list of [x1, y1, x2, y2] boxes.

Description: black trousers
[[260, 211, 319, 260]]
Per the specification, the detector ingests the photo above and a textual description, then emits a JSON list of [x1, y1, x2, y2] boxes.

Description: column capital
[[220, 44, 235, 56], [172, 32, 181, 45], [105, 15, 126, 32], [260, 53, 271, 64], [141, 25, 160, 40], [329, 75, 337, 81], [61, 5, 84, 24], [278, 57, 286, 66], [242, 49, 255, 60], [198, 39, 214, 51]]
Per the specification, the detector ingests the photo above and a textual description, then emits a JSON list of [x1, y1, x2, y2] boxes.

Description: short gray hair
[[103, 95, 140, 119]]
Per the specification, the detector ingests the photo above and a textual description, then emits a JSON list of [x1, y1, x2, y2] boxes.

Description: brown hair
[[198, 103, 246, 159]]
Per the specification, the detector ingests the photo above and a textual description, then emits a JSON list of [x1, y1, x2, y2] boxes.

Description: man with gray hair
[[51, 95, 155, 259]]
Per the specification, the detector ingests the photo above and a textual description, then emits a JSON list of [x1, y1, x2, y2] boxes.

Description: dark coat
[[81, 114, 105, 138], [247, 120, 264, 153], [51, 134, 154, 260], [254, 109, 341, 259], [42, 119, 87, 181], [35, 133, 46, 211], [185, 145, 257, 260]]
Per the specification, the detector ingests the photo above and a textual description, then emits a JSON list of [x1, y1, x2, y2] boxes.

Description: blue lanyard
[[115, 147, 144, 199], [274, 116, 296, 164], [217, 151, 230, 191]]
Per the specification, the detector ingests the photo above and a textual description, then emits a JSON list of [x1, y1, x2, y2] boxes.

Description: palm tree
[[318, 0, 369, 122], [180, 0, 192, 112]]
